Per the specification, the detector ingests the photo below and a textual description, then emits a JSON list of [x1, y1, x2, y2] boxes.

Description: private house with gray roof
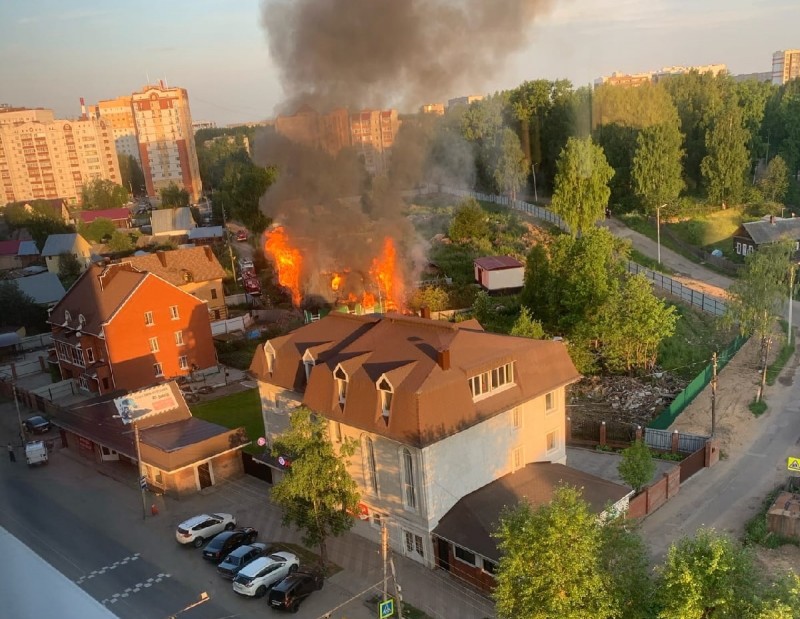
[[52, 381, 248, 496], [41, 233, 93, 275], [151, 207, 196, 237], [249, 313, 627, 589], [0, 239, 40, 270], [732, 215, 800, 257], [13, 272, 66, 306], [118, 246, 228, 320]]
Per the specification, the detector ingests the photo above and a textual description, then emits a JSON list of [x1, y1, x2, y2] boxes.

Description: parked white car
[[175, 513, 236, 548], [232, 551, 299, 598]]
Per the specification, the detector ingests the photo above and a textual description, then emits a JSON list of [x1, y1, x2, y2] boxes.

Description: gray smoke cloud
[[262, 0, 553, 111], [256, 0, 553, 306]]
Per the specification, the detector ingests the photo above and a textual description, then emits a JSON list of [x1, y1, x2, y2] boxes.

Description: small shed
[[474, 256, 524, 292]]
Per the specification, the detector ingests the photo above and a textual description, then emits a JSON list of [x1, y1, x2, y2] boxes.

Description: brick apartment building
[[49, 262, 216, 394]]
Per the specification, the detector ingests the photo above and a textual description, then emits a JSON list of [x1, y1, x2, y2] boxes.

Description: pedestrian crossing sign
[[788, 457, 800, 473], [379, 598, 395, 618]]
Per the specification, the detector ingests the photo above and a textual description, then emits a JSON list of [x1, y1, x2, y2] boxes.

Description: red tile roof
[[473, 256, 523, 270], [251, 313, 581, 447], [79, 208, 131, 224], [119, 247, 226, 286], [0, 240, 21, 256]]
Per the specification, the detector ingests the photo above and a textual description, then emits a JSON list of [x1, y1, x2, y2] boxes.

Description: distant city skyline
[[1, 0, 799, 126]]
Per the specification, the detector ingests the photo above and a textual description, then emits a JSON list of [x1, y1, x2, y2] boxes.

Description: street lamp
[[11, 382, 24, 446], [113, 413, 148, 520], [656, 203, 668, 265]]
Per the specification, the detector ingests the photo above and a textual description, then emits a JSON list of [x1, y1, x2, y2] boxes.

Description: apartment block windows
[[169, 305, 179, 320], [512, 446, 523, 471], [545, 391, 555, 413], [85, 348, 95, 364], [363, 436, 379, 495], [547, 430, 558, 453], [454, 545, 477, 567], [404, 531, 424, 558], [335, 365, 348, 405], [153, 362, 164, 377], [179, 355, 189, 370], [401, 448, 417, 510], [144, 311, 154, 326], [210, 288, 218, 300], [468, 362, 515, 399], [377, 377, 393, 419], [174, 330, 184, 346], [148, 337, 159, 353]]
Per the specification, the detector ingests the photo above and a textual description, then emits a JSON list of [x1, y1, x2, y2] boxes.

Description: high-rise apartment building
[[772, 50, 800, 85], [447, 95, 484, 109], [130, 83, 202, 202], [92, 96, 140, 166], [420, 103, 445, 116], [595, 63, 727, 87], [0, 107, 121, 205], [274, 106, 351, 156], [349, 109, 400, 175]]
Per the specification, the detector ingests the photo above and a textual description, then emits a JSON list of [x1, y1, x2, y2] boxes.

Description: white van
[[25, 441, 48, 466]]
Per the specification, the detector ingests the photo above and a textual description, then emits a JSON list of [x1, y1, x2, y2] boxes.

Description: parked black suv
[[202, 527, 258, 563], [23, 415, 51, 434], [267, 570, 324, 612]]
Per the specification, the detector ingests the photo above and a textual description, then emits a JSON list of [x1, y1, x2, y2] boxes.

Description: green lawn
[[190, 388, 263, 454]]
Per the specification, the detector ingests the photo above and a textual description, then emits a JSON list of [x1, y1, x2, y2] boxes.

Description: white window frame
[[377, 375, 393, 419], [179, 355, 188, 370], [545, 391, 555, 413], [401, 447, 417, 511], [546, 429, 558, 454], [153, 362, 164, 377], [169, 305, 179, 320], [512, 407, 521, 428], [265, 343, 276, 374], [144, 311, 154, 326], [174, 330, 184, 346], [469, 362, 515, 400], [403, 530, 425, 560], [454, 544, 477, 567], [334, 365, 348, 405], [512, 446, 523, 471], [85, 347, 95, 364], [148, 336, 159, 353]]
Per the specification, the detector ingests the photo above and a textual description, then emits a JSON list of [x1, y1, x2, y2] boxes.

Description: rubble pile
[[569, 374, 689, 427]]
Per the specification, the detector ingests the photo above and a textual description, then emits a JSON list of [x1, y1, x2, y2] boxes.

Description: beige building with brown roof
[[250, 313, 584, 575], [119, 246, 228, 320]]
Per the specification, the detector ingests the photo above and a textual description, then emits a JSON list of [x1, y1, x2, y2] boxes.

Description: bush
[[749, 399, 768, 416]]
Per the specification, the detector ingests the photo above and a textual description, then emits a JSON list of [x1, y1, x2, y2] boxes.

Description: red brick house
[[49, 262, 217, 394]]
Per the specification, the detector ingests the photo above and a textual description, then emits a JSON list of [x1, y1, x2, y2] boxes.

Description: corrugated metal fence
[[423, 184, 728, 318]]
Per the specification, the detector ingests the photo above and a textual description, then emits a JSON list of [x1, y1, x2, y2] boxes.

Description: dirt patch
[[670, 274, 729, 301], [667, 331, 786, 457], [754, 545, 800, 579]]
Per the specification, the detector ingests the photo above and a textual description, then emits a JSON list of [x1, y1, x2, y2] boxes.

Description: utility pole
[[656, 203, 667, 265], [133, 422, 148, 520], [12, 383, 24, 445], [758, 336, 772, 403], [389, 545, 404, 619], [382, 521, 389, 602], [220, 201, 238, 286], [788, 263, 796, 345], [530, 163, 538, 203], [710, 351, 717, 436]]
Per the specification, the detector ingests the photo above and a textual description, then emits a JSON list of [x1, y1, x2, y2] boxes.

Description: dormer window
[[377, 376, 393, 420], [64, 310, 72, 322], [334, 365, 348, 404], [78, 314, 86, 327], [302, 350, 315, 383], [265, 343, 276, 374]]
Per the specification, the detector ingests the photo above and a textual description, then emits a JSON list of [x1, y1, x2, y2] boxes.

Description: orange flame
[[264, 227, 303, 306], [362, 292, 376, 308], [370, 237, 405, 312], [331, 272, 343, 292]]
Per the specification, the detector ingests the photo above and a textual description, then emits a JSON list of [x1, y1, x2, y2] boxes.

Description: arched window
[[363, 436, 378, 495], [303, 350, 315, 384], [401, 448, 417, 510], [334, 365, 348, 404], [264, 343, 276, 374], [64, 310, 72, 322], [78, 314, 86, 327]]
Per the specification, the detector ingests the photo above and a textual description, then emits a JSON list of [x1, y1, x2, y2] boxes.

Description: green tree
[[270, 407, 360, 568], [22, 214, 74, 251], [550, 136, 615, 236], [160, 183, 190, 208], [594, 274, 679, 374], [510, 306, 545, 339], [107, 230, 135, 253], [472, 289, 493, 324], [0, 282, 48, 333], [758, 155, 789, 203], [657, 528, 758, 619], [599, 519, 655, 619], [58, 252, 82, 289], [117, 155, 146, 196], [723, 240, 794, 400], [493, 486, 616, 619], [701, 101, 751, 205], [491, 127, 529, 200], [617, 439, 656, 493], [78, 217, 116, 242], [407, 286, 449, 313], [633, 122, 686, 212], [448, 198, 489, 243], [81, 178, 129, 210]]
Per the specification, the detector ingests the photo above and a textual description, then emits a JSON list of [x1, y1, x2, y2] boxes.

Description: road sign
[[139, 475, 147, 489], [379, 598, 395, 619], [788, 457, 800, 473]]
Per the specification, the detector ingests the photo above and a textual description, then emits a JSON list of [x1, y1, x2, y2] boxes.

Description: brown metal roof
[[251, 313, 581, 447], [473, 256, 523, 270], [49, 263, 147, 335], [119, 247, 226, 287], [432, 462, 632, 561]]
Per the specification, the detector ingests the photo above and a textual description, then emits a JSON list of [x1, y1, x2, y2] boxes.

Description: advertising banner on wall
[[113, 383, 179, 424]]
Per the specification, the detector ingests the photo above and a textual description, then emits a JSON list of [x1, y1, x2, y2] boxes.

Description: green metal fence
[[649, 334, 749, 429]]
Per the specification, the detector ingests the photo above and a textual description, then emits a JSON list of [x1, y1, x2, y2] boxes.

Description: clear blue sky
[[1, 0, 798, 126]]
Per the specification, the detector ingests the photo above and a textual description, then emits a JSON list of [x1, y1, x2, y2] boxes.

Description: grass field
[[190, 388, 263, 454]]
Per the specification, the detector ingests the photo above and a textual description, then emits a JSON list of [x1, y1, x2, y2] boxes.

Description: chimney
[[437, 349, 450, 371], [421, 306, 431, 319], [156, 250, 167, 267], [203, 245, 213, 261]]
